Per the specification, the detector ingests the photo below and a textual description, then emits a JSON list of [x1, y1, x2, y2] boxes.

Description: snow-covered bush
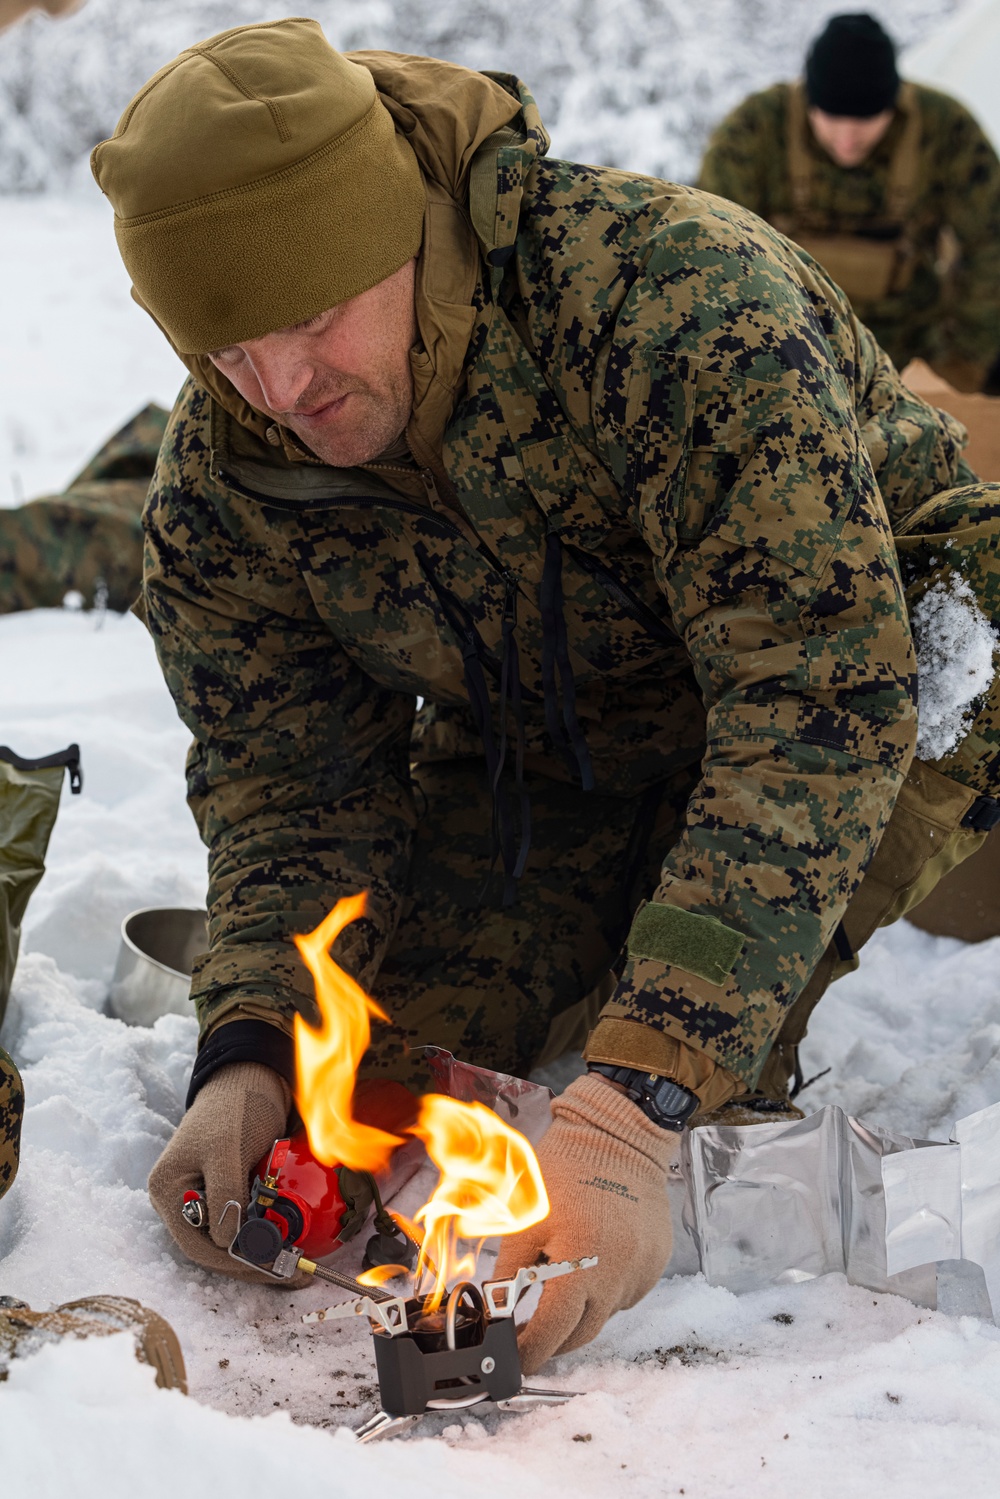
[[0, 0, 960, 192]]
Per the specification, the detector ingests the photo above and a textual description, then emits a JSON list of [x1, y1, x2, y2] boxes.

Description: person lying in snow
[[88, 19, 1000, 1372], [0, 405, 166, 616]]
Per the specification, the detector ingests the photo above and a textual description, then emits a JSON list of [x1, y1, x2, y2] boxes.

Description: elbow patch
[[627, 901, 745, 987]]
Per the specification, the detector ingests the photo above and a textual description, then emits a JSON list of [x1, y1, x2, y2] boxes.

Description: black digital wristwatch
[[587, 1063, 699, 1132]]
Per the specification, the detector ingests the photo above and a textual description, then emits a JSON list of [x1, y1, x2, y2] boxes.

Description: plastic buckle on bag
[[0, 743, 82, 794]]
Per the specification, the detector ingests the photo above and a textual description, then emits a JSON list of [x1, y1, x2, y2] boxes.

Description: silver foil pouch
[[681, 1101, 1000, 1317]]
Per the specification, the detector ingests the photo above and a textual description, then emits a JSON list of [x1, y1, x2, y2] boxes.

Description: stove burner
[[374, 1283, 521, 1415], [304, 1255, 598, 1441]]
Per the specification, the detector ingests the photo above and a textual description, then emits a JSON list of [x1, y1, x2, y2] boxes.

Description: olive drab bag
[[0, 743, 81, 1201]]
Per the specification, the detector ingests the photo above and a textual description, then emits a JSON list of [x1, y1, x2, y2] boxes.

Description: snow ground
[[7, 147, 1000, 1499]]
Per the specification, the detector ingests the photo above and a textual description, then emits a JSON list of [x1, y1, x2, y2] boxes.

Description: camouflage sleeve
[[142, 383, 418, 1046], [853, 321, 972, 519], [587, 211, 917, 1088], [697, 88, 781, 215], [927, 92, 1000, 368]]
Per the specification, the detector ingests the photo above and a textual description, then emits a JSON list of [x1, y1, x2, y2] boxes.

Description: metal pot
[[108, 907, 208, 1026]]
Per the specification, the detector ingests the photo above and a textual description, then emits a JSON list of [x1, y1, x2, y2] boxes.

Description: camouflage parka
[[142, 54, 969, 1093], [698, 81, 1000, 380]]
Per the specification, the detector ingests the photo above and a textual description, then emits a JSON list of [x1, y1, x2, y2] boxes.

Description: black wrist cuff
[[186, 1019, 294, 1109]]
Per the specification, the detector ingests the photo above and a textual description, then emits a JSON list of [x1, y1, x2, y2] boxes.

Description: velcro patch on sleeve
[[626, 902, 745, 987]]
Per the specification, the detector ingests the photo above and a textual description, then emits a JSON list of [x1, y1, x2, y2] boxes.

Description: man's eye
[[294, 312, 327, 332]]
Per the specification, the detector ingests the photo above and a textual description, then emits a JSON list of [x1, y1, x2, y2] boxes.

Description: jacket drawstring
[[494, 573, 532, 903], [413, 543, 530, 905], [540, 531, 595, 792]]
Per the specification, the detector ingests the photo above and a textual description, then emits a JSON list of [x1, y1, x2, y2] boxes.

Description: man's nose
[[245, 338, 313, 414]]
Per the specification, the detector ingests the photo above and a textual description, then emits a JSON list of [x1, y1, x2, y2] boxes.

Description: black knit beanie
[[805, 13, 899, 117]]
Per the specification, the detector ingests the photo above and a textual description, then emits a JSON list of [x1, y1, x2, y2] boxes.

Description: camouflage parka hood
[[180, 52, 548, 471]]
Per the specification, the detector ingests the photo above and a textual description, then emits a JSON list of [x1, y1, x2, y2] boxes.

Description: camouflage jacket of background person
[[141, 53, 971, 1093], [698, 81, 1000, 385]]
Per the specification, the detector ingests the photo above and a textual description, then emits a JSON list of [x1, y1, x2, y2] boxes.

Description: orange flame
[[293, 896, 549, 1300], [409, 1095, 549, 1310], [293, 893, 403, 1172], [357, 1264, 410, 1287]]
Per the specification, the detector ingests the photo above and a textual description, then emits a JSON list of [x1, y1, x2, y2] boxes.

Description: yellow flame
[[293, 896, 549, 1304], [408, 1095, 550, 1310], [292, 893, 403, 1172], [357, 1264, 410, 1287], [388, 1210, 425, 1248]]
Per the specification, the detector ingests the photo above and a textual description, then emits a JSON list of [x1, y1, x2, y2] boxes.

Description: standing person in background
[[699, 12, 1000, 394]]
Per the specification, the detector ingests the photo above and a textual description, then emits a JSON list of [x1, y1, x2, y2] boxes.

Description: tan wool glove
[[148, 1061, 293, 1282], [493, 1072, 679, 1374]]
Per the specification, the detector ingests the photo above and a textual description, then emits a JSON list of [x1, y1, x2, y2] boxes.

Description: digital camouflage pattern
[[0, 403, 167, 614], [698, 82, 1000, 382], [332, 760, 694, 1089], [0, 1047, 22, 1201], [140, 54, 995, 1096], [897, 485, 1000, 794]]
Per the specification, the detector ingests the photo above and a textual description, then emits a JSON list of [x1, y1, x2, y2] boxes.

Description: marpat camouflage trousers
[[0, 1048, 22, 1203]]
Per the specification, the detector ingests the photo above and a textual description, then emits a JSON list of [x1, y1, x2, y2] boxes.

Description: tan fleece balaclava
[[90, 18, 426, 355]]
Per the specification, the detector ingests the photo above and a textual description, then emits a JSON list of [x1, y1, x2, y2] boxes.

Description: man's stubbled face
[[808, 106, 895, 169], [207, 258, 418, 468]]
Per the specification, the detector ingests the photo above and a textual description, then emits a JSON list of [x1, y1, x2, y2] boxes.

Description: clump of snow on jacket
[[913, 572, 999, 761]]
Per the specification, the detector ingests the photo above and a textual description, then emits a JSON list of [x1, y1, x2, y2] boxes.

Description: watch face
[[643, 1076, 698, 1127], [652, 1079, 693, 1111]]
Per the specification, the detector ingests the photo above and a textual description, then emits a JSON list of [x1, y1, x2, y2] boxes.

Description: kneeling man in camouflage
[[89, 19, 1000, 1369]]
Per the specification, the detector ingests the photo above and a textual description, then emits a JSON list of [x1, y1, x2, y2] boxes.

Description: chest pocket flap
[[519, 431, 627, 551]]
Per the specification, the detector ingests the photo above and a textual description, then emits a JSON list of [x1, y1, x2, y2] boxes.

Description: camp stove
[[303, 1255, 598, 1441]]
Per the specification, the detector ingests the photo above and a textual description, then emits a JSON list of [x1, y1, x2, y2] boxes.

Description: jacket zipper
[[213, 462, 468, 541]]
